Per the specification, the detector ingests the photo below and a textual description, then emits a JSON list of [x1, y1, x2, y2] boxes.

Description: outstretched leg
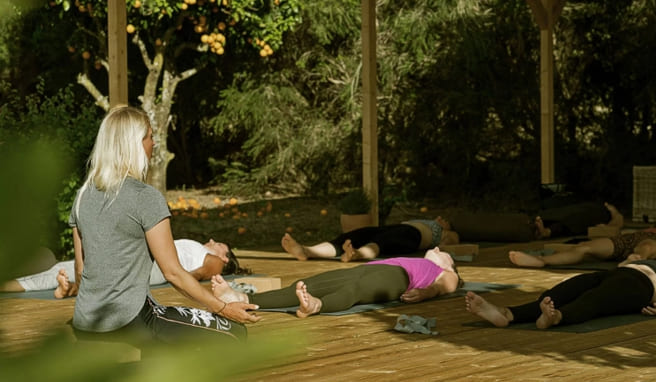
[[535, 296, 562, 329], [281, 233, 337, 261], [54, 269, 72, 299], [465, 291, 512, 327], [295, 281, 322, 318], [341, 240, 379, 262], [508, 251, 546, 268], [211, 275, 249, 303]]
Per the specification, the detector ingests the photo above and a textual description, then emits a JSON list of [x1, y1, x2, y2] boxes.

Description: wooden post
[[107, 0, 128, 107], [527, 0, 565, 185], [540, 25, 555, 184], [361, 0, 379, 225]]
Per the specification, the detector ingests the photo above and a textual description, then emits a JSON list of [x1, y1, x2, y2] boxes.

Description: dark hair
[[221, 244, 252, 275], [452, 263, 465, 289]]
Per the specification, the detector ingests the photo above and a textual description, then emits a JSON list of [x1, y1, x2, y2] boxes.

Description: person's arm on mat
[[400, 270, 460, 303], [71, 227, 83, 297]]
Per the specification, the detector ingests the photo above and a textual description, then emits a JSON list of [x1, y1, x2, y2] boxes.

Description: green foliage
[[0, 80, 100, 258], [338, 188, 371, 215], [208, 74, 357, 196]]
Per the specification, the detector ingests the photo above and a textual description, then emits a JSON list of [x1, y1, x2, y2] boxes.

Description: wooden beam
[[107, 0, 128, 107], [528, 0, 566, 185], [361, 0, 378, 225], [539, 26, 555, 184]]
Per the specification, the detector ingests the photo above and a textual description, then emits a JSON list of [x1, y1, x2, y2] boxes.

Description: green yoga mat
[[525, 249, 618, 271], [257, 281, 519, 316], [0, 274, 262, 300], [463, 314, 655, 333]]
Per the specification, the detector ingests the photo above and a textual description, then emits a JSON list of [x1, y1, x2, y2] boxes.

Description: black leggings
[[250, 265, 409, 313], [327, 224, 422, 257], [509, 268, 654, 325]]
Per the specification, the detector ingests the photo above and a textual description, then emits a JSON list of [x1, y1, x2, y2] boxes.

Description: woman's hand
[[400, 288, 428, 303], [220, 301, 262, 323], [641, 302, 656, 316]]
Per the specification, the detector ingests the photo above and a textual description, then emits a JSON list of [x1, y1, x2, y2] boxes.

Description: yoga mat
[[0, 274, 264, 300], [525, 249, 618, 271], [257, 281, 519, 316], [463, 314, 655, 333]]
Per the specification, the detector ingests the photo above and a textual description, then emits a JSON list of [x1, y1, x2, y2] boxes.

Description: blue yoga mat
[[463, 313, 655, 333], [0, 274, 263, 300]]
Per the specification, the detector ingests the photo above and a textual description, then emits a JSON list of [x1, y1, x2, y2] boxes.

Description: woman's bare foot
[[341, 240, 357, 262], [605, 202, 624, 228], [281, 233, 309, 261], [536, 296, 562, 329], [211, 275, 248, 303], [54, 269, 71, 299], [295, 281, 322, 318], [465, 291, 510, 327], [509, 251, 546, 268], [534, 216, 551, 239]]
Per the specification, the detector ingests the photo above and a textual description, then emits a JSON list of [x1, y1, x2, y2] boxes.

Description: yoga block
[[587, 225, 620, 238], [234, 277, 281, 292], [543, 243, 576, 252], [441, 244, 479, 257]]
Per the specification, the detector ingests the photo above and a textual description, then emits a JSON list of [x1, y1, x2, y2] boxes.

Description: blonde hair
[[76, 106, 152, 212]]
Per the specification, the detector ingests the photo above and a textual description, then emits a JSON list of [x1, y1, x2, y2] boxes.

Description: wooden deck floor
[[2, 241, 656, 381]]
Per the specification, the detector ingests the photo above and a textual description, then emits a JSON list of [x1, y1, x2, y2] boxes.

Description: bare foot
[[295, 281, 322, 318], [211, 275, 248, 303], [54, 269, 71, 299], [509, 251, 546, 268], [534, 216, 551, 239], [536, 296, 561, 329], [281, 233, 308, 261], [465, 291, 510, 327], [605, 202, 624, 228], [341, 240, 356, 262]]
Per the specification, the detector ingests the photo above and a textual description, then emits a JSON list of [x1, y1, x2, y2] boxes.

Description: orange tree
[[50, 0, 302, 193]]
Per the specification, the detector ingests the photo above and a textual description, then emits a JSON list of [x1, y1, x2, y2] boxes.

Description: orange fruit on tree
[[213, 197, 221, 205], [134, 0, 142, 8], [126, 24, 136, 34], [420, 206, 428, 213], [285, 227, 293, 233], [237, 227, 247, 235], [229, 197, 238, 205], [284, 212, 291, 218], [81, 51, 91, 60], [320, 209, 328, 216]]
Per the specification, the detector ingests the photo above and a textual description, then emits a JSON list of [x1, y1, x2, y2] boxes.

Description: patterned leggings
[[74, 296, 247, 348], [250, 265, 409, 313], [508, 268, 653, 325]]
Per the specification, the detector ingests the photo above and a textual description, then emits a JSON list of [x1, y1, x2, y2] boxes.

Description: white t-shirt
[[18, 239, 208, 290]]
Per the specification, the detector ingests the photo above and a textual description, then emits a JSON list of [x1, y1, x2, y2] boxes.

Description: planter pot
[[340, 213, 373, 233]]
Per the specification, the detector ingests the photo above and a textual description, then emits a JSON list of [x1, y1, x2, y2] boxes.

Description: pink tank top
[[366, 257, 443, 291]]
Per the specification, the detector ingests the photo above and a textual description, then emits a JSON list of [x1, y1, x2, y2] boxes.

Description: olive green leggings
[[249, 265, 409, 313]]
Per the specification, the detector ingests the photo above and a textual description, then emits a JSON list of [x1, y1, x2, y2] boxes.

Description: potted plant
[[338, 188, 373, 232]]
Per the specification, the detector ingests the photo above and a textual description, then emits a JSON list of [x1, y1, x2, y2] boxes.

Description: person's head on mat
[[424, 247, 464, 291]]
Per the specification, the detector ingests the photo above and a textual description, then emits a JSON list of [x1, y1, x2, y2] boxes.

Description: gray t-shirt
[[69, 177, 170, 332]]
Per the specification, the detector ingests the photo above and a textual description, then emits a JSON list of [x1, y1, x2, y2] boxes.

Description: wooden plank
[[107, 0, 128, 107], [2, 243, 655, 380]]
